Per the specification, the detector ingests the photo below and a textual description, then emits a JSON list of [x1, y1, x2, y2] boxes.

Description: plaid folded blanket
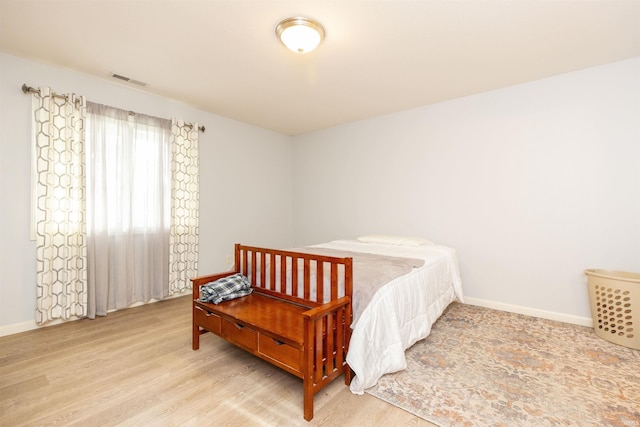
[[198, 273, 253, 304]]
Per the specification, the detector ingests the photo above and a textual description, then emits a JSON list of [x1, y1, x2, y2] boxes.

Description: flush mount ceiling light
[[275, 17, 325, 54]]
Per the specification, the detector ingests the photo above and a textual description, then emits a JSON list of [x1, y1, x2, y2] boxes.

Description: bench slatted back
[[235, 244, 353, 308]]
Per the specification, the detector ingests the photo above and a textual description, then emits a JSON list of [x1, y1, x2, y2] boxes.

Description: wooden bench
[[192, 244, 353, 421]]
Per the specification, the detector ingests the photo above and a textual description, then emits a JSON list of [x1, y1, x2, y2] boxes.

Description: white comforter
[[310, 239, 464, 394]]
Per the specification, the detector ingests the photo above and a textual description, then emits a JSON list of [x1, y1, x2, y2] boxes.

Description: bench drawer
[[194, 306, 221, 335], [259, 335, 302, 373], [221, 318, 257, 351]]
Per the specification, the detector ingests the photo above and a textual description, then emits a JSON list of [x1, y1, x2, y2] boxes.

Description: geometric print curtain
[[32, 87, 88, 324], [168, 118, 200, 294]]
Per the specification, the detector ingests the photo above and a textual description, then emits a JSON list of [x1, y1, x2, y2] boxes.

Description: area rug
[[365, 303, 640, 427]]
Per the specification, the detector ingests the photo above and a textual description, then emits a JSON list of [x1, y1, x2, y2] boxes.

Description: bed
[[304, 236, 464, 394]]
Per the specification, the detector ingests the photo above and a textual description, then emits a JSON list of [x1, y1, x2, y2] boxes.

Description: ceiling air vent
[[111, 73, 147, 87]]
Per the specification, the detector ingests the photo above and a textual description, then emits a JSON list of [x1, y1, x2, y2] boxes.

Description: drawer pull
[[196, 306, 214, 317], [272, 338, 285, 346], [234, 323, 245, 330]]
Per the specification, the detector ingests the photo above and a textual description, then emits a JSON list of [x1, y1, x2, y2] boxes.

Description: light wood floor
[[0, 296, 436, 426]]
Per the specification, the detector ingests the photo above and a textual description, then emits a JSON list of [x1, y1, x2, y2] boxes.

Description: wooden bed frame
[[192, 244, 354, 421]]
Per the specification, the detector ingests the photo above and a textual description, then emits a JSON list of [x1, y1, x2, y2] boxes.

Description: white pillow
[[357, 234, 434, 247]]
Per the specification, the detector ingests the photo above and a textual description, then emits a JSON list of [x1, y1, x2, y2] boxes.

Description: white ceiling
[[1, 1, 639, 135]]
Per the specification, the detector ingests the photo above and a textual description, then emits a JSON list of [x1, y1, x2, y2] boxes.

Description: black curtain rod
[[21, 83, 205, 133]]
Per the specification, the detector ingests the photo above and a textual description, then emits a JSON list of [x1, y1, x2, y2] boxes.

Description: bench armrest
[[302, 296, 351, 321]]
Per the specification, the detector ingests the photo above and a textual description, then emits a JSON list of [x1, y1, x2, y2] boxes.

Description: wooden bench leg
[[344, 365, 353, 386], [303, 376, 314, 421], [192, 328, 200, 350], [192, 307, 200, 351]]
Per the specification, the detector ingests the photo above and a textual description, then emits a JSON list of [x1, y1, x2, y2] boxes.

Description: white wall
[[292, 58, 640, 323], [2, 53, 638, 334], [0, 53, 293, 334]]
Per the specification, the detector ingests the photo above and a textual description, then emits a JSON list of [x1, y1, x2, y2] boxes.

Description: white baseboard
[[1, 294, 594, 338], [0, 320, 42, 337], [0, 291, 191, 338], [463, 297, 593, 327]]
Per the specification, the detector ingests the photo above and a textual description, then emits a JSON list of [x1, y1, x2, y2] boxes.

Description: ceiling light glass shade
[[276, 17, 325, 54]]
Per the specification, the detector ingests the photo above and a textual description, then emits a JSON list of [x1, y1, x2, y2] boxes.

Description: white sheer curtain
[[32, 87, 88, 324], [85, 103, 172, 318]]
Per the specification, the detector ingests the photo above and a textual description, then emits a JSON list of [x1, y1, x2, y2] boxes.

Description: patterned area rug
[[365, 303, 640, 427]]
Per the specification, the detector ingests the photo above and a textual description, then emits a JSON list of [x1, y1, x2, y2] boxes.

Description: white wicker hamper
[[585, 269, 640, 350]]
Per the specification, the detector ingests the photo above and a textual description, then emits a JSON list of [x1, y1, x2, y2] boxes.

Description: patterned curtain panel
[[33, 87, 88, 324], [169, 119, 200, 294]]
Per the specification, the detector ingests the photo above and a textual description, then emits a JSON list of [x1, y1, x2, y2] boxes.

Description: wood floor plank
[[0, 296, 436, 426]]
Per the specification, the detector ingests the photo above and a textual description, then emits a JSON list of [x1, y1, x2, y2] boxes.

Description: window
[[30, 88, 199, 323], [86, 103, 172, 235]]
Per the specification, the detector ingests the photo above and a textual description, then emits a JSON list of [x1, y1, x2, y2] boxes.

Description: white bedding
[[310, 239, 464, 394]]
